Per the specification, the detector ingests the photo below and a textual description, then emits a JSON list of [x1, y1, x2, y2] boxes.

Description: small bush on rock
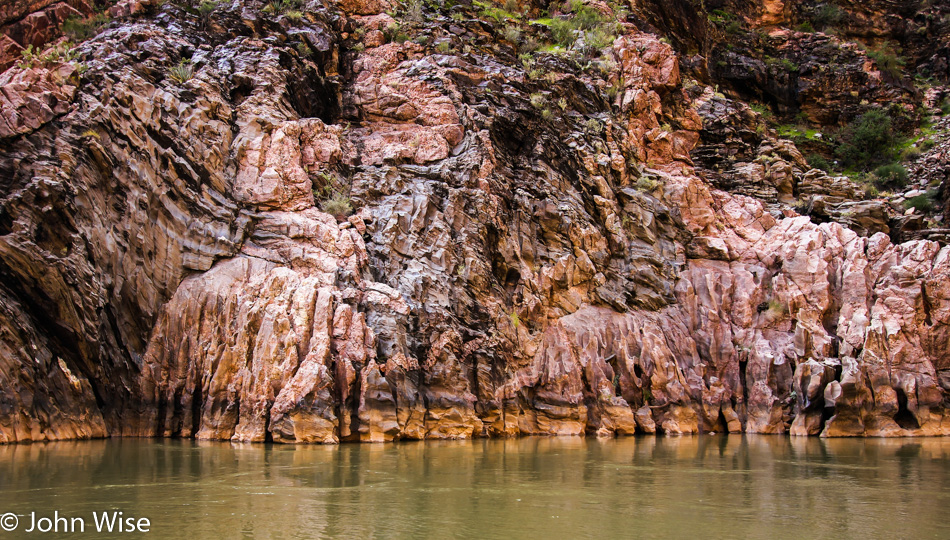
[[167, 60, 195, 84], [548, 1, 617, 56], [62, 13, 110, 42], [806, 153, 831, 172], [872, 163, 908, 190], [197, 0, 218, 25], [322, 192, 353, 217], [18, 43, 79, 69], [812, 3, 842, 30], [867, 45, 905, 79], [904, 192, 937, 213], [835, 109, 900, 170]]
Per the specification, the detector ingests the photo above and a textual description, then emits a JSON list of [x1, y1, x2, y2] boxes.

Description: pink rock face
[[234, 119, 343, 210], [344, 42, 465, 165], [0, 1, 89, 72], [0, 0, 86, 26], [337, 0, 391, 16], [0, 35, 24, 73], [108, 0, 155, 18], [666, 181, 950, 437], [0, 61, 76, 138]]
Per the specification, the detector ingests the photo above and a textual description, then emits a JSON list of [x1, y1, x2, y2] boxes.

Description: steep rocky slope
[[0, 0, 948, 443]]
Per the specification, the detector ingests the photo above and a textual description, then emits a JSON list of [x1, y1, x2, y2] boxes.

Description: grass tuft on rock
[[167, 61, 195, 84]]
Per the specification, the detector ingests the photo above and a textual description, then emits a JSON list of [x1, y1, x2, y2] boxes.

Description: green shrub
[[312, 171, 354, 217], [263, 0, 302, 15], [904, 193, 936, 213], [18, 44, 38, 69], [807, 153, 832, 172], [835, 109, 899, 170], [636, 176, 659, 191], [605, 81, 621, 100], [571, 0, 605, 29], [867, 46, 905, 79], [322, 192, 353, 217], [872, 163, 908, 190], [18, 42, 78, 69], [550, 18, 576, 47], [198, 0, 218, 25], [584, 25, 617, 51], [812, 3, 842, 30], [920, 138, 936, 151], [797, 21, 815, 33], [519, 36, 540, 54], [503, 25, 521, 43], [62, 13, 110, 42], [766, 56, 799, 73], [547, 1, 615, 55], [749, 102, 772, 119], [902, 147, 922, 161], [167, 60, 195, 84], [384, 22, 409, 43], [724, 20, 742, 34], [708, 9, 734, 25], [479, 4, 518, 24], [401, 0, 424, 22]]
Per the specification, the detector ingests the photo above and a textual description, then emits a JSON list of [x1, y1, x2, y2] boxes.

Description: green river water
[[0, 435, 948, 539]]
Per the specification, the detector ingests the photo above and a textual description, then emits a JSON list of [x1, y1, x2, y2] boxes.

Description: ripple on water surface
[[0, 435, 948, 539]]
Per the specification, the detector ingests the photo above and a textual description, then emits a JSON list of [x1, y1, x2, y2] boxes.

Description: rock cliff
[[0, 0, 948, 442]]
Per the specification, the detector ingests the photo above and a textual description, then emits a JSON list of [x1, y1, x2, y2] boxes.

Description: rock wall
[[0, 0, 948, 443]]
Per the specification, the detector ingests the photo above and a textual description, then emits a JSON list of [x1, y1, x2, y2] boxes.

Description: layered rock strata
[[0, 0, 948, 443]]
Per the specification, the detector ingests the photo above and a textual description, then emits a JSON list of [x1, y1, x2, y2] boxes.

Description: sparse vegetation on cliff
[[167, 60, 194, 83], [872, 163, 908, 190], [17, 42, 79, 69], [835, 109, 901, 170], [62, 13, 111, 41], [866, 45, 905, 79]]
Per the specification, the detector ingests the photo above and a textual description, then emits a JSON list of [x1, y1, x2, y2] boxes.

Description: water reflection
[[1, 436, 948, 539]]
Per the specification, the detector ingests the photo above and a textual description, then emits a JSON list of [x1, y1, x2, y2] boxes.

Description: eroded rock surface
[[0, 0, 948, 443]]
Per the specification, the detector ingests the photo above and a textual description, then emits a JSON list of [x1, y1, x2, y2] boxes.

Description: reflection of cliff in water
[[1, 436, 949, 538]]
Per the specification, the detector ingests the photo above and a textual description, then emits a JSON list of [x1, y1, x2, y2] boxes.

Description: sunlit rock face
[[0, 0, 948, 443]]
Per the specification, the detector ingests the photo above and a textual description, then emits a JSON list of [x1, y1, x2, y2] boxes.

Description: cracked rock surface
[[1, 0, 949, 443]]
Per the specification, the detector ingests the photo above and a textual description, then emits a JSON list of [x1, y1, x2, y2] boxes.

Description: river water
[[0, 435, 948, 539]]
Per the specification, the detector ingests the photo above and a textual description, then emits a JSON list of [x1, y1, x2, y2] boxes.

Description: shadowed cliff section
[[0, 0, 948, 443]]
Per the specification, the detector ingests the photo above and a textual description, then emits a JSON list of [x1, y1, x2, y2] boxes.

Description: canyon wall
[[0, 0, 948, 442]]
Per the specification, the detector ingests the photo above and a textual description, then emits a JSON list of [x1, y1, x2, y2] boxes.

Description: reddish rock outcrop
[[0, 0, 91, 73], [0, 61, 76, 138]]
